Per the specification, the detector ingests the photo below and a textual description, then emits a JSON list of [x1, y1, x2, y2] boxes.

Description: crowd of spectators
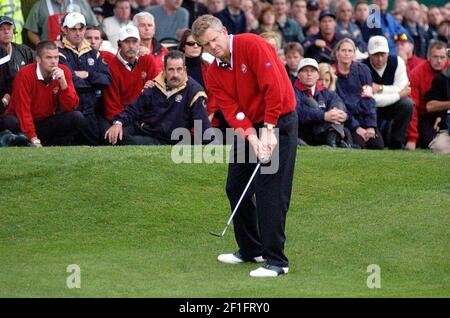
[[0, 0, 449, 152]]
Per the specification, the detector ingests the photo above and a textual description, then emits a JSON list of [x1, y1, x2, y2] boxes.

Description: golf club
[[209, 162, 261, 238]]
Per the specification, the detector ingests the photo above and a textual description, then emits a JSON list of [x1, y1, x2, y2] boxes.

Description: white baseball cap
[[119, 25, 140, 41], [63, 12, 86, 28], [298, 58, 319, 71], [368, 36, 389, 55]]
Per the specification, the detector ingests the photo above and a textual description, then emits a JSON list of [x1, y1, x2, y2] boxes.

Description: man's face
[[298, 66, 319, 87], [85, 29, 102, 50], [369, 52, 388, 69], [273, 0, 288, 16], [208, 0, 225, 14], [428, 8, 442, 27], [164, 57, 186, 88], [291, 0, 306, 15], [37, 48, 59, 75], [0, 23, 14, 46], [372, 0, 388, 12], [406, 1, 421, 22], [285, 51, 302, 70], [120, 37, 140, 60], [320, 16, 336, 36], [337, 2, 353, 23], [395, 41, 413, 57], [136, 16, 155, 41], [65, 24, 86, 47], [197, 26, 230, 60], [428, 47, 448, 71], [114, 1, 131, 21], [355, 3, 369, 22]]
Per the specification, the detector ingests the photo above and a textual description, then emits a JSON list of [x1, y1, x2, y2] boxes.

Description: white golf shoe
[[249, 264, 289, 277], [217, 252, 265, 264]]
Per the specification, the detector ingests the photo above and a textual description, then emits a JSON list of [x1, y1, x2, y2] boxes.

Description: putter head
[[209, 231, 224, 238]]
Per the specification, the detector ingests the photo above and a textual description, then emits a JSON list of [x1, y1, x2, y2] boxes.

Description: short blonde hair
[[192, 14, 224, 42], [318, 62, 337, 90]]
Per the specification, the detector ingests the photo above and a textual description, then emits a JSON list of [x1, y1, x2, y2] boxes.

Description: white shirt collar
[[117, 51, 139, 71], [311, 84, 316, 96], [36, 63, 45, 81], [216, 34, 233, 69]]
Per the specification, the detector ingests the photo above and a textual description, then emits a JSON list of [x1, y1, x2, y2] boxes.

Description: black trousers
[[226, 111, 298, 268], [351, 127, 385, 149], [377, 97, 413, 149], [417, 113, 445, 149]]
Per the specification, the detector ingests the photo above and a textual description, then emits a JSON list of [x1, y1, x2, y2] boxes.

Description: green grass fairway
[[0, 147, 449, 297]]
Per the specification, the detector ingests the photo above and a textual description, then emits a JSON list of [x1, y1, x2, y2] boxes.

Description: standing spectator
[[306, 0, 320, 23], [4, 41, 85, 147], [284, 41, 304, 83], [295, 58, 349, 147], [335, 0, 367, 53], [273, 0, 305, 44], [207, 0, 225, 14], [147, 0, 190, 41], [394, 33, 424, 76], [354, 0, 370, 42], [105, 50, 212, 145], [427, 6, 443, 41], [241, 0, 258, 32], [0, 0, 24, 44], [192, 15, 298, 277], [214, 0, 247, 35], [333, 38, 383, 149], [59, 12, 111, 145], [401, 0, 429, 59], [103, 0, 134, 50], [406, 41, 449, 150], [100, 0, 116, 18], [25, 0, 99, 45], [253, 4, 283, 41], [289, 0, 308, 28], [436, 20, 450, 45], [134, 0, 152, 13], [133, 11, 168, 71], [182, 0, 208, 28], [0, 16, 35, 108], [101, 25, 159, 126], [363, 35, 413, 149]]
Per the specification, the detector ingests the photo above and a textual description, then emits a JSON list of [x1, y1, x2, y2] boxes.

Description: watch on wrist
[[113, 120, 122, 125], [263, 123, 275, 130]]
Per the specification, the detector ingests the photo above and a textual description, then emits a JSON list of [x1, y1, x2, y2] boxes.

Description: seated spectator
[[101, 25, 160, 130], [133, 12, 168, 71], [0, 0, 24, 44], [333, 38, 383, 149], [3, 41, 86, 147], [259, 31, 284, 59], [214, 0, 247, 35], [0, 16, 35, 112], [295, 58, 350, 147], [273, 0, 305, 44], [284, 42, 304, 84], [424, 63, 450, 154], [85, 25, 116, 55], [394, 33, 424, 76], [306, 0, 320, 23], [363, 35, 413, 149], [304, 10, 342, 64], [148, 0, 190, 41], [318, 62, 337, 90], [103, 0, 134, 50], [303, 20, 319, 37], [59, 12, 111, 145], [335, 0, 367, 53], [25, 0, 99, 45], [105, 50, 212, 145], [401, 1, 429, 59], [406, 41, 449, 150]]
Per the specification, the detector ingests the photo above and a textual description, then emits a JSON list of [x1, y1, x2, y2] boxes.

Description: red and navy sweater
[[206, 33, 296, 139], [6, 63, 79, 140], [102, 54, 160, 122]]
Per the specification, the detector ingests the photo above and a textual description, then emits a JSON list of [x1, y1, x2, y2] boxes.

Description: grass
[[0, 146, 449, 297]]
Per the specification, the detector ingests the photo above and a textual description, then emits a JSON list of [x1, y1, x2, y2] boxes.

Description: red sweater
[[406, 55, 425, 76], [6, 63, 79, 140], [206, 33, 296, 139], [406, 60, 450, 143], [102, 54, 160, 122]]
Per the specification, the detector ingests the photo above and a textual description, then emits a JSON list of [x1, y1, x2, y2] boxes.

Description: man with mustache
[[101, 24, 160, 138], [59, 12, 111, 145], [105, 50, 212, 145]]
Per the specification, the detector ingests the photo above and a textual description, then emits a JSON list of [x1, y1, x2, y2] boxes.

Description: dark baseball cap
[[0, 16, 15, 27], [307, 0, 319, 11], [319, 10, 336, 21]]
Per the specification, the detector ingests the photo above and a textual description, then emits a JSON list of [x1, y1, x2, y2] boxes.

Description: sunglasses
[[185, 41, 200, 47]]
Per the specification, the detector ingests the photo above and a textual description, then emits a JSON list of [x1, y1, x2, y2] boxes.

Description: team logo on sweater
[[241, 64, 247, 73], [175, 94, 183, 102], [53, 87, 59, 95], [87, 58, 95, 66], [141, 72, 147, 79]]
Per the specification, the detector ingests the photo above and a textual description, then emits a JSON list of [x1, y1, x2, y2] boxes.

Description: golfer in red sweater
[[5, 40, 84, 147], [193, 15, 298, 277]]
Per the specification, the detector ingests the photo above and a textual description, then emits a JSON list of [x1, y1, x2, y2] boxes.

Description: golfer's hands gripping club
[[248, 127, 277, 163]]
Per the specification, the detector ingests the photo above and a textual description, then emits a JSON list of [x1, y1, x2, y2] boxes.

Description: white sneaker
[[217, 252, 265, 264], [249, 264, 289, 277]]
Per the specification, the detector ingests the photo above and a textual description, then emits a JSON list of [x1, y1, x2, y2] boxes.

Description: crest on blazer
[[241, 64, 247, 73]]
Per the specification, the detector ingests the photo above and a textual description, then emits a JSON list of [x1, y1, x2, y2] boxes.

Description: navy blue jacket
[[303, 32, 342, 64], [402, 22, 429, 59], [335, 62, 377, 129], [214, 7, 247, 35], [59, 38, 111, 115], [114, 74, 212, 144], [294, 81, 344, 125]]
